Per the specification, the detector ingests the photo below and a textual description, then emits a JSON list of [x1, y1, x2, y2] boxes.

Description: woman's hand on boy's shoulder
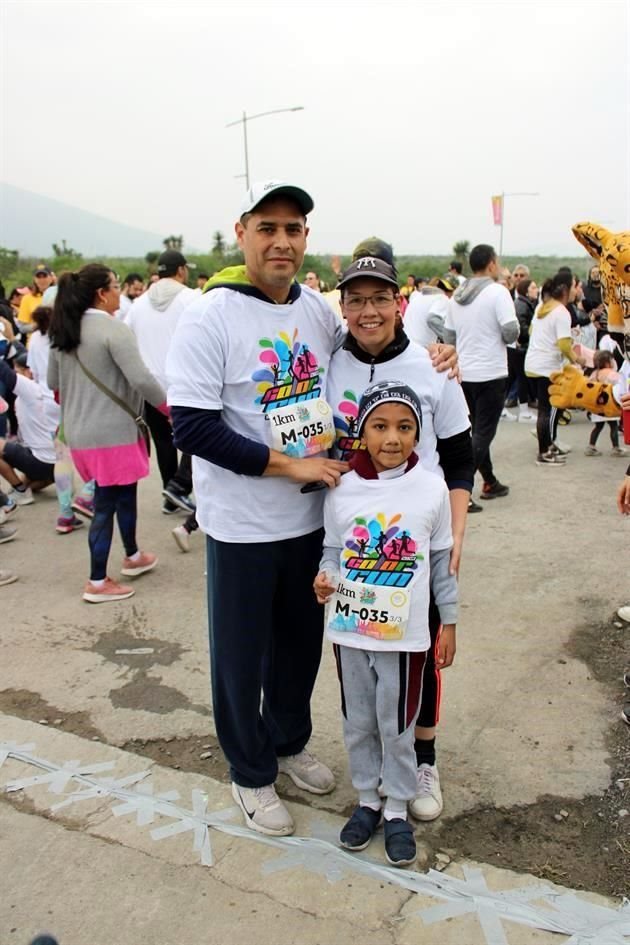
[[426, 343, 460, 381]]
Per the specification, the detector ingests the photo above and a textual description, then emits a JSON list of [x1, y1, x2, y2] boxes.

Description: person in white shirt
[[314, 380, 457, 867], [116, 273, 144, 322], [525, 271, 585, 465], [0, 350, 59, 504], [127, 251, 196, 514], [404, 275, 457, 348], [167, 181, 350, 838], [444, 244, 519, 510]]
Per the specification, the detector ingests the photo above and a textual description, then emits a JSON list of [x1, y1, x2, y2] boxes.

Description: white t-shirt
[[445, 282, 517, 381], [326, 341, 470, 475], [14, 374, 59, 463], [127, 284, 196, 390], [524, 304, 572, 378], [166, 285, 341, 542], [116, 294, 132, 322], [323, 462, 453, 652], [404, 292, 449, 348], [26, 330, 51, 390]]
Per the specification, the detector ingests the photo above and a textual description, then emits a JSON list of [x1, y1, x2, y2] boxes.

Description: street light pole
[[499, 191, 540, 257], [226, 106, 305, 189]]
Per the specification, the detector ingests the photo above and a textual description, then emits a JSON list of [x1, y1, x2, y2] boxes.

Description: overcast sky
[[2, 0, 629, 257]]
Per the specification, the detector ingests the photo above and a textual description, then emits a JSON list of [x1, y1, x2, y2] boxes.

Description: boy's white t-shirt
[[14, 374, 59, 463], [323, 462, 453, 652], [444, 282, 517, 381], [326, 341, 470, 474], [524, 304, 572, 378], [166, 285, 341, 542]]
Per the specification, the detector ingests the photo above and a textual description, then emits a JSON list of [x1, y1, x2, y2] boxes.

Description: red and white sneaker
[[120, 551, 158, 577], [72, 496, 95, 518], [56, 515, 85, 534], [83, 577, 135, 603]]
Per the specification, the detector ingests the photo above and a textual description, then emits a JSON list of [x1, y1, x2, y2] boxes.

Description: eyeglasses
[[343, 293, 397, 313]]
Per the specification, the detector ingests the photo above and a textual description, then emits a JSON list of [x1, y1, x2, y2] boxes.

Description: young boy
[[314, 380, 458, 867]]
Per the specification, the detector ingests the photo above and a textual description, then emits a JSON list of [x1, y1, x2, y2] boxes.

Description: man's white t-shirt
[[404, 292, 449, 348], [14, 374, 59, 464], [127, 283, 196, 390], [116, 294, 132, 322], [323, 462, 453, 652], [166, 285, 341, 543], [524, 304, 572, 378], [326, 341, 470, 474], [445, 282, 517, 381]]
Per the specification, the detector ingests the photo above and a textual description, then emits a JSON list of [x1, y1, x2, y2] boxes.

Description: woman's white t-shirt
[[525, 304, 572, 378], [326, 341, 470, 474]]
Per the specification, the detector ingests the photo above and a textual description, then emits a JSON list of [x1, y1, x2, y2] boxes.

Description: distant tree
[[163, 235, 184, 251], [0, 246, 19, 281], [52, 239, 81, 259], [145, 251, 159, 265], [212, 231, 226, 257], [452, 240, 470, 262]]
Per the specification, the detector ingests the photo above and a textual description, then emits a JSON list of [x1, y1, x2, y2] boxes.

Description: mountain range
[[0, 182, 166, 258]]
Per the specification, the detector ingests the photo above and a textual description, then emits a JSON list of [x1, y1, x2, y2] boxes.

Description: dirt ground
[[1, 411, 629, 901], [1, 614, 627, 897]]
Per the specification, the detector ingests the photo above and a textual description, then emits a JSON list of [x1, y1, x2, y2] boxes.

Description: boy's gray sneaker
[[231, 782, 294, 836], [278, 748, 335, 794]]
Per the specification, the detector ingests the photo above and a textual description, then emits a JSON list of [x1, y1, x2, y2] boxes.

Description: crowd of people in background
[[1, 226, 628, 789]]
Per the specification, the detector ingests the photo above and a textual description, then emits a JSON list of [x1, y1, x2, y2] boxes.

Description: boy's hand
[[437, 625, 456, 667], [314, 571, 336, 604]]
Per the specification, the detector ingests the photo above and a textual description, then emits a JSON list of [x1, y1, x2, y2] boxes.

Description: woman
[[513, 279, 539, 420], [17, 265, 54, 337], [525, 271, 585, 466], [326, 254, 473, 825], [48, 264, 167, 603]]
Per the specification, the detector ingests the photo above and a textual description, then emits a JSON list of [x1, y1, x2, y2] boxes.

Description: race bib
[[268, 397, 336, 458], [328, 577, 410, 641]]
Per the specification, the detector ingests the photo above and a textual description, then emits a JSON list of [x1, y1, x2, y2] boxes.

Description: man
[[405, 275, 457, 348], [303, 271, 322, 291], [117, 273, 145, 321], [127, 250, 196, 514], [444, 244, 519, 511], [196, 273, 209, 291], [166, 181, 348, 837], [448, 261, 466, 286]]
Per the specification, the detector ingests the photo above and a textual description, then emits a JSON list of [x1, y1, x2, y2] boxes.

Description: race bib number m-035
[[268, 398, 336, 458], [328, 577, 410, 641]]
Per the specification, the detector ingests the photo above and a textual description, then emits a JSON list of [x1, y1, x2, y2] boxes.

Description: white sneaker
[[518, 411, 536, 422], [618, 605, 630, 623], [7, 487, 33, 506], [408, 763, 443, 821], [172, 524, 190, 553], [278, 748, 335, 794], [500, 409, 517, 422], [231, 781, 294, 836]]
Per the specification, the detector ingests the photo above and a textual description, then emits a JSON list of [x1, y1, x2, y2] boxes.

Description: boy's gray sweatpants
[[333, 644, 427, 803]]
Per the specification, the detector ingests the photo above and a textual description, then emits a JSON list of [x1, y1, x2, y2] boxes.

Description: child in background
[[314, 381, 458, 867], [584, 350, 626, 457]]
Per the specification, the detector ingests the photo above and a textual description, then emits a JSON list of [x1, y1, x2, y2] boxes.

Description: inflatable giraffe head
[[572, 222, 630, 333]]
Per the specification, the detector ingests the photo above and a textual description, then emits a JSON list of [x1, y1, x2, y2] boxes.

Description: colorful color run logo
[[341, 513, 421, 587], [334, 388, 364, 455], [252, 329, 324, 413]]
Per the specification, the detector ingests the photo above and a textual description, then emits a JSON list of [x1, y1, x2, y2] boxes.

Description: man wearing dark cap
[[127, 249, 196, 515], [167, 181, 348, 836]]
